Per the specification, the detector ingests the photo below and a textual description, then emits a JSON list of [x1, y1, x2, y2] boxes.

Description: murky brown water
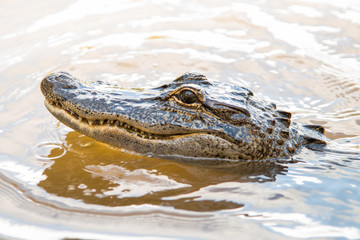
[[1, 0, 360, 239]]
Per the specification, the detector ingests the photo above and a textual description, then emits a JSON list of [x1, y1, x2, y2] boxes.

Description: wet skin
[[41, 72, 326, 161]]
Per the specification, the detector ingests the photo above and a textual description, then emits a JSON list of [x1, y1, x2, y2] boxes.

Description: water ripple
[[31, 142, 66, 160]]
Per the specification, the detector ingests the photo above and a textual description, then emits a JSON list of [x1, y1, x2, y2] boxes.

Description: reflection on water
[[1, 0, 360, 238], [38, 131, 286, 211]]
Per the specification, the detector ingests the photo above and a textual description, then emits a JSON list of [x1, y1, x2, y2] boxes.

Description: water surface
[[0, 0, 360, 239]]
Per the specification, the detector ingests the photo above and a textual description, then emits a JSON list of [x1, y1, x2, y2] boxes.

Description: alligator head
[[41, 72, 325, 161]]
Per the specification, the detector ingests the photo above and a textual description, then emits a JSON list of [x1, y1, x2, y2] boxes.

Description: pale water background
[[0, 0, 360, 239]]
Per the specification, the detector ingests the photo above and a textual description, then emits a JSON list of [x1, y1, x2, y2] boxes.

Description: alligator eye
[[177, 90, 198, 104]]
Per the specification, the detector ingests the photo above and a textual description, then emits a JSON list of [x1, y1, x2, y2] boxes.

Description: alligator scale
[[41, 72, 326, 161]]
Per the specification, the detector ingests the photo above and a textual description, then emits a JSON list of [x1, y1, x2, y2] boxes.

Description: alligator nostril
[[41, 72, 79, 97], [53, 72, 78, 89]]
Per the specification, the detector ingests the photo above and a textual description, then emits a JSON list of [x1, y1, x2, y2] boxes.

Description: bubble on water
[[78, 184, 87, 189]]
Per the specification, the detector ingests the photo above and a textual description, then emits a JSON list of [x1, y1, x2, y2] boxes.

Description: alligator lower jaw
[[44, 99, 172, 140]]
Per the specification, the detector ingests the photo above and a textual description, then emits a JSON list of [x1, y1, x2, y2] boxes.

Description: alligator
[[40, 72, 326, 162]]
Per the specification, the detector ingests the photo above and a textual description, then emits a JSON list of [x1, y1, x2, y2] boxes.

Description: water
[[1, 0, 360, 239]]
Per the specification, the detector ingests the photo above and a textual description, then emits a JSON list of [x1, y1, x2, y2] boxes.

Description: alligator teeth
[[50, 100, 166, 139]]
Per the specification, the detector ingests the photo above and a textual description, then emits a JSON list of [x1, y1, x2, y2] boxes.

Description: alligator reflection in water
[[38, 131, 287, 211]]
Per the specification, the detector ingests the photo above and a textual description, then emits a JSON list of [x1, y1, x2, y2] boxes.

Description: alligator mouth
[[45, 99, 172, 140]]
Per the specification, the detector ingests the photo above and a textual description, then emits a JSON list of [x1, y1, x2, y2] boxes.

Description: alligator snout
[[41, 72, 79, 97]]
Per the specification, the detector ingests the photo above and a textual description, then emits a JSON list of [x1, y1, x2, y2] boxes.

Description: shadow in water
[[38, 131, 288, 211]]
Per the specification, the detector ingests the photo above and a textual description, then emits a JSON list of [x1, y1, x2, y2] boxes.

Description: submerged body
[[41, 72, 325, 161]]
